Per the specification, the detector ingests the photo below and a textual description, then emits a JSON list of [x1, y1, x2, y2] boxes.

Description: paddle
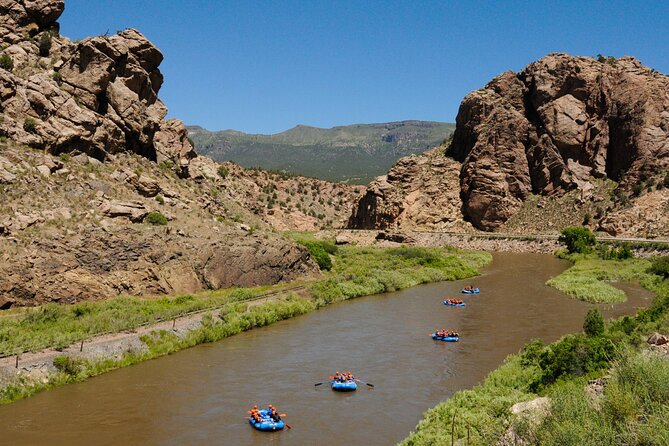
[[355, 379, 374, 388]]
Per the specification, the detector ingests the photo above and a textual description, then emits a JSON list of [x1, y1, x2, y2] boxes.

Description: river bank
[[400, 255, 669, 445], [1, 252, 650, 446], [0, 244, 491, 404]]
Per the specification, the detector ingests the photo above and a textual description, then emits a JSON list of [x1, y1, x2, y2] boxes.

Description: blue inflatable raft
[[443, 300, 465, 307], [461, 288, 480, 294], [330, 379, 358, 391], [249, 409, 285, 432], [432, 333, 460, 342]]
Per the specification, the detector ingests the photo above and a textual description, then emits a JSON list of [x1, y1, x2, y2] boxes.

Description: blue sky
[[59, 1, 669, 134]]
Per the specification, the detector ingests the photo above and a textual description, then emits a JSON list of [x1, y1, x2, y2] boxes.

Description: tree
[[559, 227, 596, 254], [584, 309, 605, 337]]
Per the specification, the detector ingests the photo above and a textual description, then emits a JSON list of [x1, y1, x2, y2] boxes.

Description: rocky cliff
[[450, 53, 669, 231], [0, 0, 196, 173], [0, 1, 360, 308], [350, 54, 669, 236]]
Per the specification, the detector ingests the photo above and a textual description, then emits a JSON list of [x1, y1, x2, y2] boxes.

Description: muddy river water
[[0, 253, 653, 445]]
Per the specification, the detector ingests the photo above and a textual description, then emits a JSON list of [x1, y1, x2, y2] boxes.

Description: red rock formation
[[449, 53, 669, 230]]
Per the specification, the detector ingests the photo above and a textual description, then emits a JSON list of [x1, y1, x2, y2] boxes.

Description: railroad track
[[0, 285, 307, 359]]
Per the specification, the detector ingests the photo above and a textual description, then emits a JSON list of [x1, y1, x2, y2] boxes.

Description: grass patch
[[530, 353, 669, 446], [309, 246, 491, 305], [0, 286, 277, 356], [400, 355, 539, 445], [546, 253, 653, 303]]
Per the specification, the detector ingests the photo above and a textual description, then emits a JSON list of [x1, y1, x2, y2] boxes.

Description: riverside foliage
[[401, 257, 669, 446]]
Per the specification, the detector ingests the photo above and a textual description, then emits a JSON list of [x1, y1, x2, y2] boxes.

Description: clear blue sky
[[59, 1, 668, 134]]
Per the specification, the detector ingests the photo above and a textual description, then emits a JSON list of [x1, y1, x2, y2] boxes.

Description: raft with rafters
[[249, 409, 285, 432]]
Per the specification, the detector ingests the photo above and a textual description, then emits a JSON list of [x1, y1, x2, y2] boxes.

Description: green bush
[[537, 334, 615, 387], [559, 227, 596, 254], [155, 195, 165, 205], [23, 117, 37, 133], [145, 211, 168, 226], [51, 71, 62, 84], [0, 54, 13, 71], [520, 338, 545, 366], [217, 165, 229, 179], [649, 256, 669, 278], [583, 308, 605, 337], [305, 243, 332, 271]]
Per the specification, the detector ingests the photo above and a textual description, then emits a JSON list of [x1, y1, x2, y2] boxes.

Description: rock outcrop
[[349, 54, 669, 236], [348, 147, 471, 231], [0, 0, 195, 172], [449, 53, 669, 230]]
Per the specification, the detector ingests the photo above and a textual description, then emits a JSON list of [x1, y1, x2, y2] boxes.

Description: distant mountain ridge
[[188, 121, 455, 183]]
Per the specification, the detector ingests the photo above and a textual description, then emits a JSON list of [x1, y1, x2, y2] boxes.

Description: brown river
[[0, 253, 653, 445]]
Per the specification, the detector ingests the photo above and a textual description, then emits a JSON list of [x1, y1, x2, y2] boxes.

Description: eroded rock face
[[348, 148, 471, 231], [449, 53, 669, 230], [0, 0, 195, 169]]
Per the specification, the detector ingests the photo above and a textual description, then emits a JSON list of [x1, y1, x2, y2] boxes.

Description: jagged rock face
[[349, 148, 471, 231], [0, 0, 195, 172], [450, 53, 669, 230]]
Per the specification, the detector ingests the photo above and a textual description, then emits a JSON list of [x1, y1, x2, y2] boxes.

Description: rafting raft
[[443, 300, 465, 307], [432, 332, 460, 342], [461, 288, 480, 294], [249, 409, 285, 432], [331, 379, 358, 391]]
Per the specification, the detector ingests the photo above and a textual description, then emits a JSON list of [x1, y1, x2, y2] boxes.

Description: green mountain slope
[[188, 121, 455, 183]]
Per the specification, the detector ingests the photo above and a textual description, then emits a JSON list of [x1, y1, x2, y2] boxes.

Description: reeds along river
[[0, 253, 653, 445]]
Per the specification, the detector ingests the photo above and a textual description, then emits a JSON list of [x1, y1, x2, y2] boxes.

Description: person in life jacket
[[270, 406, 281, 422]]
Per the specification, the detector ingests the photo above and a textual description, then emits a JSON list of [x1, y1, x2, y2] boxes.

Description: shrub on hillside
[[304, 243, 332, 271], [537, 334, 615, 387], [0, 54, 13, 71], [145, 211, 168, 226], [217, 165, 228, 179], [23, 117, 37, 133], [38, 32, 53, 57], [559, 226, 596, 254]]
